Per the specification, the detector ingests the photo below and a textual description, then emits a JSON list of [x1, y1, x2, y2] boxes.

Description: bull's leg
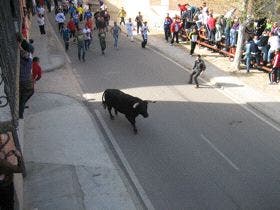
[[114, 108, 118, 116], [107, 106, 114, 120], [126, 115, 137, 134]]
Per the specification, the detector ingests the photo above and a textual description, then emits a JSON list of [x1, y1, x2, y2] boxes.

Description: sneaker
[[170, 43, 173, 46], [195, 84, 199, 88]]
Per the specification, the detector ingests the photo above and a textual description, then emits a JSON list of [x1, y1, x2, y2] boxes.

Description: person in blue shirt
[[69, 3, 76, 18], [84, 9, 92, 20], [163, 13, 172, 42], [62, 24, 70, 51], [244, 38, 253, 73]]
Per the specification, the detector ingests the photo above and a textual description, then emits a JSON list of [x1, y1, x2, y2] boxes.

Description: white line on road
[[94, 109, 155, 210], [149, 45, 280, 134], [201, 134, 240, 171]]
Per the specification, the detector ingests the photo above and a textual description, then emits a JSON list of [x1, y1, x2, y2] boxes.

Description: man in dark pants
[[170, 17, 181, 45], [18, 35, 35, 119], [135, 11, 143, 34], [189, 28, 198, 55], [163, 13, 172, 42], [188, 55, 206, 88]]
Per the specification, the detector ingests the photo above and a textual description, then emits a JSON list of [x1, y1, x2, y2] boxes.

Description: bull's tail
[[102, 90, 107, 109]]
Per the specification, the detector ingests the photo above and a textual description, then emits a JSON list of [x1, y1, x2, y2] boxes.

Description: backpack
[[77, 33, 84, 42]]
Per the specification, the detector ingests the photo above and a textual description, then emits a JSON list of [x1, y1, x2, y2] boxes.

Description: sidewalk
[[23, 16, 139, 210]]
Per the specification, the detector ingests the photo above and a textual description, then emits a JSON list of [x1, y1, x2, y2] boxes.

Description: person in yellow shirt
[[77, 4, 84, 22], [118, 7, 127, 26]]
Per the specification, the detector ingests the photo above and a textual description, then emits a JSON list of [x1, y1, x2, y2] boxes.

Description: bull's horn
[[145, 100, 156, 103], [133, 102, 140, 108]]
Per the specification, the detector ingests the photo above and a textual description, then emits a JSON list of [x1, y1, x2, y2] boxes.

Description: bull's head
[[132, 100, 156, 118]]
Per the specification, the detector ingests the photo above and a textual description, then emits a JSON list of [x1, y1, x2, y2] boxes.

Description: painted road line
[[201, 134, 240, 171], [149, 45, 280, 134], [221, 89, 280, 133], [94, 109, 155, 210]]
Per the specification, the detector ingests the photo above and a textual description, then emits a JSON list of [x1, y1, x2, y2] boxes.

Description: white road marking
[[201, 134, 240, 171], [149, 45, 280, 134], [220, 89, 280, 133], [94, 109, 155, 210]]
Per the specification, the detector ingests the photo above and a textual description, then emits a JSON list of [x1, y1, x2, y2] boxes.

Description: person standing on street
[[163, 13, 172, 42], [77, 4, 84, 22], [110, 21, 121, 49], [37, 14, 46, 35], [67, 17, 76, 38], [189, 27, 198, 55], [83, 25, 92, 50], [141, 21, 149, 48], [76, 28, 86, 61], [170, 17, 181, 45], [135, 11, 143, 34], [32, 57, 42, 83], [188, 54, 206, 88], [55, 9, 66, 34], [98, 28, 107, 55], [118, 7, 127, 25], [17, 35, 35, 119], [269, 48, 280, 84], [62, 24, 71, 51], [126, 18, 134, 42]]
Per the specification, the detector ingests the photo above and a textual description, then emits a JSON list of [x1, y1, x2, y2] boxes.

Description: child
[[32, 57, 42, 86]]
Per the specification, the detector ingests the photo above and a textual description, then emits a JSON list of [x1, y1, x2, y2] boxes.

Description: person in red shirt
[[85, 17, 94, 32], [67, 17, 76, 38], [32, 57, 42, 86], [269, 48, 280, 84], [170, 17, 182, 45], [178, 4, 187, 16], [207, 14, 216, 44]]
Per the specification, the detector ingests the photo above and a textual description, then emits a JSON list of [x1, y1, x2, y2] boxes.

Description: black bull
[[102, 89, 156, 133]]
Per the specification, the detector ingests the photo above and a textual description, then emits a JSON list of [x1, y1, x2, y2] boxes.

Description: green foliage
[[251, 0, 280, 20]]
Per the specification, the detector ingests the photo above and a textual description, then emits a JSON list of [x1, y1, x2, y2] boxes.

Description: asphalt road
[[49, 15, 280, 210]]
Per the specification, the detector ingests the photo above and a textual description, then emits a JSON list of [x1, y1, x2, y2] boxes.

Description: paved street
[[46, 13, 280, 210]]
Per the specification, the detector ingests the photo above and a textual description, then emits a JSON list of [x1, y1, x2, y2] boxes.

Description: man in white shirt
[[83, 25, 92, 50], [268, 32, 280, 63], [55, 10, 66, 33], [37, 5, 45, 16], [126, 18, 134, 42], [141, 21, 149, 48]]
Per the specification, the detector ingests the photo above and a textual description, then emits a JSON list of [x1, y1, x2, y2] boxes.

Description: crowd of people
[[49, 0, 112, 57], [163, 2, 280, 81]]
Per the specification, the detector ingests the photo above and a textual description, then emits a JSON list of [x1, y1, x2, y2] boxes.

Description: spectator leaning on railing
[[267, 32, 280, 65]]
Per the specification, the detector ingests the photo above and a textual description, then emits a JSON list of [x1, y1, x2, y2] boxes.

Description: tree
[[232, 0, 280, 70], [232, 0, 250, 70]]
